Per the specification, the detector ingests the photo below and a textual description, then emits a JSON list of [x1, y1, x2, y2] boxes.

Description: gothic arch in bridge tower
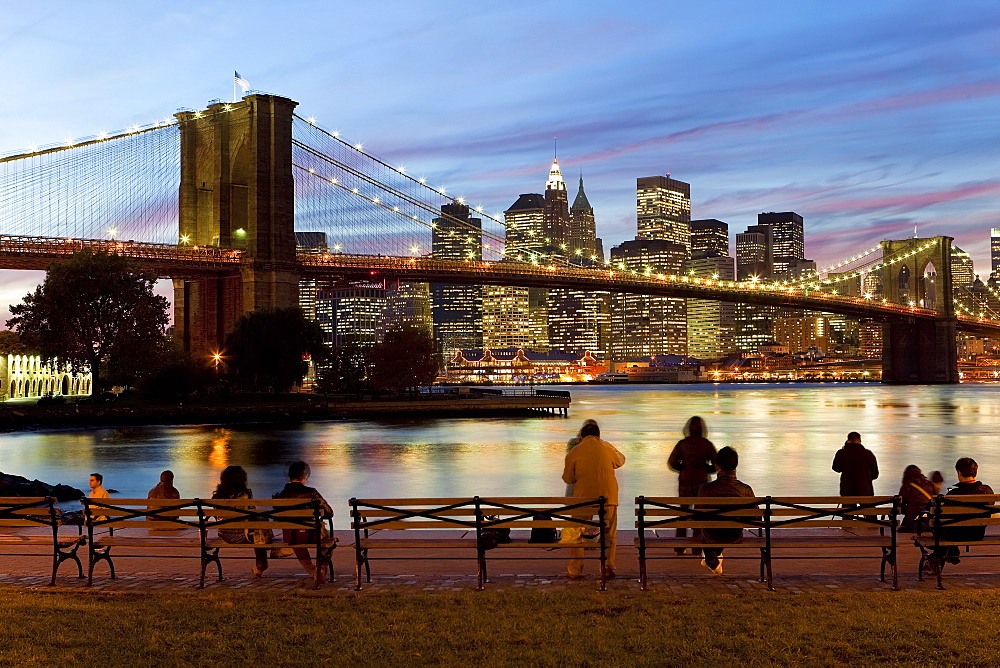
[[878, 236, 958, 383], [880, 237, 953, 315]]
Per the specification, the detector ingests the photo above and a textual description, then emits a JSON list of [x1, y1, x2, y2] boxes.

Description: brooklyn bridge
[[1, 93, 995, 383]]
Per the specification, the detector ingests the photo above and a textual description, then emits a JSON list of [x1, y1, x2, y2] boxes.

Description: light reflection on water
[[2, 383, 999, 515]]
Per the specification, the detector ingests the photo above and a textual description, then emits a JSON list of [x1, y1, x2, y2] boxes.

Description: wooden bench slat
[[353, 520, 474, 530], [357, 539, 477, 548]]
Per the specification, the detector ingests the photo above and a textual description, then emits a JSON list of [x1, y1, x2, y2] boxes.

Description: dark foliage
[[6, 250, 169, 393], [368, 325, 440, 394], [224, 307, 325, 393]]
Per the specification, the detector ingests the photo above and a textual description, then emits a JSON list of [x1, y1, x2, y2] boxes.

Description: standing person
[[898, 465, 935, 532], [697, 447, 757, 575], [562, 421, 625, 579], [147, 470, 180, 499], [832, 431, 879, 495], [565, 419, 598, 497], [213, 465, 270, 579], [274, 461, 334, 582], [667, 416, 717, 554], [926, 457, 994, 572]]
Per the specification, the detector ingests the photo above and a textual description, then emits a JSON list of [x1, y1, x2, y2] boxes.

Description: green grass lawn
[[1, 589, 999, 665]]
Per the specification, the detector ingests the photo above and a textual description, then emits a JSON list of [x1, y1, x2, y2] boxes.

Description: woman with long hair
[[898, 464, 935, 532], [212, 465, 271, 578]]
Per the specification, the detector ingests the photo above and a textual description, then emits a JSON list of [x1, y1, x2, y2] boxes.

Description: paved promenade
[[3, 529, 1000, 595]]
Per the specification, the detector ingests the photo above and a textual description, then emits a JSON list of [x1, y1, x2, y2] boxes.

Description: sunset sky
[[2, 1, 999, 324]]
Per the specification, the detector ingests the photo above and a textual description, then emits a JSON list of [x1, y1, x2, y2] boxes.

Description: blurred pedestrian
[[667, 416, 717, 553]]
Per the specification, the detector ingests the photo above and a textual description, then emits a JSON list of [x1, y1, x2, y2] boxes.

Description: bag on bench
[[529, 513, 559, 543]]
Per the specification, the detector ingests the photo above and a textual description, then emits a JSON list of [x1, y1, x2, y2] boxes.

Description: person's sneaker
[[271, 547, 294, 559], [567, 573, 584, 581], [602, 568, 616, 579], [700, 556, 723, 575]]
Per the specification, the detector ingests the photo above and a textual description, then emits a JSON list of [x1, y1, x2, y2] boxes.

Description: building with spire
[[549, 175, 610, 354]]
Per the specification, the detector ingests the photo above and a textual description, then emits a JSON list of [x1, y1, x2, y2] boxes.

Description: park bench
[[349, 496, 608, 591], [914, 493, 1000, 590], [83, 497, 335, 589], [635, 495, 899, 591], [0, 496, 85, 585]]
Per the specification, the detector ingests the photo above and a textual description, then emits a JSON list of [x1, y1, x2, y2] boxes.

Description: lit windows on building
[[314, 285, 387, 348], [609, 239, 687, 359], [431, 202, 484, 352], [690, 219, 729, 259], [686, 255, 736, 359], [636, 176, 691, 251], [773, 314, 831, 355], [756, 212, 805, 279]]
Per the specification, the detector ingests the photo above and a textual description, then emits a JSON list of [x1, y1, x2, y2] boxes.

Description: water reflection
[[3, 383, 1000, 514]]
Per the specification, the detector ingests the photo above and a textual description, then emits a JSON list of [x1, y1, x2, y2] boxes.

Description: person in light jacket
[[562, 421, 625, 580]]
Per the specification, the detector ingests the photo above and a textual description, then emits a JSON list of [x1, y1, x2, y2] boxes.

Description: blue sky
[[2, 1, 999, 324]]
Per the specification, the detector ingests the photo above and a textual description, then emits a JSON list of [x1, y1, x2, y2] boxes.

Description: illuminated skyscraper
[[992, 229, 1000, 278], [636, 175, 691, 251], [430, 202, 483, 353], [549, 176, 610, 354], [734, 225, 774, 353], [756, 212, 805, 279], [690, 219, 729, 259], [610, 239, 688, 358]]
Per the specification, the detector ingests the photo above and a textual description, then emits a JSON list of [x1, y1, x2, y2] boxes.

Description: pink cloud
[[807, 179, 1000, 215]]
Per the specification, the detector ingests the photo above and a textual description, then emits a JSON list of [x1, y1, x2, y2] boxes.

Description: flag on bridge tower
[[234, 72, 251, 92]]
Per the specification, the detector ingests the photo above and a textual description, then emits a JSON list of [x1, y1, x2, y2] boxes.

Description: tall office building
[[951, 246, 975, 291], [686, 255, 736, 359], [685, 219, 735, 359], [636, 176, 691, 252], [756, 212, 805, 279], [690, 219, 729, 259], [295, 232, 329, 323], [734, 224, 774, 352], [384, 281, 433, 334], [610, 239, 688, 358], [735, 225, 773, 281], [569, 176, 600, 259], [549, 175, 610, 354], [992, 229, 1000, 278], [314, 284, 386, 348], [430, 202, 483, 353], [482, 284, 534, 350]]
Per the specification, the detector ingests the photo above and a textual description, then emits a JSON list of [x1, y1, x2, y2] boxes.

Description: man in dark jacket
[[832, 432, 879, 495], [696, 446, 757, 575], [928, 457, 994, 569], [274, 461, 334, 582]]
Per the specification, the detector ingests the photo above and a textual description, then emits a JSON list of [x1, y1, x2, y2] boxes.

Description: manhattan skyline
[[2, 1, 999, 324]]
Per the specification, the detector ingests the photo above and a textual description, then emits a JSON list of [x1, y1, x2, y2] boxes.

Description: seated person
[[898, 465, 935, 532], [927, 457, 994, 570], [274, 461, 334, 582], [696, 446, 757, 575]]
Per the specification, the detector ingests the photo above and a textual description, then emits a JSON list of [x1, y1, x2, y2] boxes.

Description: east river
[[3, 383, 999, 514]]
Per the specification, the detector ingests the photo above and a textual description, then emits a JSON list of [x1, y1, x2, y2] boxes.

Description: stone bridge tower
[[878, 236, 957, 383], [172, 94, 300, 355]]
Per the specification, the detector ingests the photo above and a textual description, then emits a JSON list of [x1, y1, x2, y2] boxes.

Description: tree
[[225, 307, 326, 393], [6, 250, 169, 393], [369, 325, 440, 394], [0, 330, 31, 355], [314, 335, 371, 394]]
